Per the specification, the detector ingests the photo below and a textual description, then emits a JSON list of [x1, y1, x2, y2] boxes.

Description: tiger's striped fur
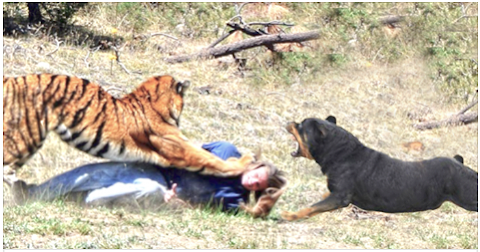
[[3, 74, 254, 179]]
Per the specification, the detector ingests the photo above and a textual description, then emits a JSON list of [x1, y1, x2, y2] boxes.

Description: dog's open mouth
[[286, 122, 303, 158]]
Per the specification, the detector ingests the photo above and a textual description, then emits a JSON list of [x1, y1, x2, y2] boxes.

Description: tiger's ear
[[176, 80, 190, 95]]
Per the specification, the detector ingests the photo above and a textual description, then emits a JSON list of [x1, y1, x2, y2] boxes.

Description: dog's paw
[[238, 201, 247, 210], [280, 210, 300, 221]]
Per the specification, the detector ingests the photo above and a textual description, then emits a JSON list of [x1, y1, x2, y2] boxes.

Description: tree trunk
[[27, 3, 43, 24]]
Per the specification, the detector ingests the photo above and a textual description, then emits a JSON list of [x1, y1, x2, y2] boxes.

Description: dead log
[[413, 100, 478, 130], [414, 111, 478, 130], [164, 30, 320, 64]]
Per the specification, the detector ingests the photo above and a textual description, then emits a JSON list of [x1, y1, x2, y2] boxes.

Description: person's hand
[[164, 183, 178, 203], [163, 184, 191, 209]]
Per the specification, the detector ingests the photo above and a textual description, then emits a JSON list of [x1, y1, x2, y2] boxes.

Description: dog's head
[[285, 116, 338, 160]]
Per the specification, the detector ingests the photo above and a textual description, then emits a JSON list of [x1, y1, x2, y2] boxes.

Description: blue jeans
[[24, 162, 169, 208]]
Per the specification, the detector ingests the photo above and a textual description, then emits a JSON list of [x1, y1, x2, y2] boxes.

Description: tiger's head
[[131, 75, 190, 127]]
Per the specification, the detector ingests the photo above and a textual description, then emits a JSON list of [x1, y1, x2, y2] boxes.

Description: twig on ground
[[372, 46, 384, 63], [32, 23, 44, 36], [133, 32, 178, 42], [45, 38, 63, 57], [234, 2, 251, 16], [452, 3, 476, 24], [117, 13, 129, 29], [150, 32, 178, 40], [84, 50, 91, 68], [110, 45, 142, 75], [84, 45, 102, 68]]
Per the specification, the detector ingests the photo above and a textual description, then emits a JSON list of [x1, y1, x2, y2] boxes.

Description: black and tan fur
[[281, 116, 478, 221], [3, 74, 254, 180]]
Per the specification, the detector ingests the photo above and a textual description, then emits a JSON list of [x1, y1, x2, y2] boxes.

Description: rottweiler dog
[[281, 116, 478, 221]]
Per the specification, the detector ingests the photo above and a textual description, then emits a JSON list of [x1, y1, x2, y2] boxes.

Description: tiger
[[3, 74, 254, 183]]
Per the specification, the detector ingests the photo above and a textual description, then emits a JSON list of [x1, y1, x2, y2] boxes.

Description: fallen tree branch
[[457, 100, 478, 115], [413, 111, 478, 130], [165, 30, 320, 64]]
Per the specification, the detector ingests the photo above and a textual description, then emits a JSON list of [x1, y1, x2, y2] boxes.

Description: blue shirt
[[161, 141, 249, 212]]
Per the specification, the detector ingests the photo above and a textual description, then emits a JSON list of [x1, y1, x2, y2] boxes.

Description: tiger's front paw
[[238, 153, 256, 167], [225, 153, 256, 174]]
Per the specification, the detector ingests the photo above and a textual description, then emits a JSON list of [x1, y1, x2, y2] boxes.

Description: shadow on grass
[[4, 17, 122, 49]]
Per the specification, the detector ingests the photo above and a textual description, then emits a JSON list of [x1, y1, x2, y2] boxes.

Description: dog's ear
[[453, 154, 464, 164], [325, 115, 336, 125]]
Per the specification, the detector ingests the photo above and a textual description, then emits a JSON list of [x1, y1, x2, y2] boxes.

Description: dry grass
[[3, 3, 478, 249]]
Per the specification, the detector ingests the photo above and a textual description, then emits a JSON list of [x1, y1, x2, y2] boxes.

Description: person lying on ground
[[10, 141, 287, 218]]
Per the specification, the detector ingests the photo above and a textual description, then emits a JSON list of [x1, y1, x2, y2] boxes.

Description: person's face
[[241, 167, 269, 191]]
